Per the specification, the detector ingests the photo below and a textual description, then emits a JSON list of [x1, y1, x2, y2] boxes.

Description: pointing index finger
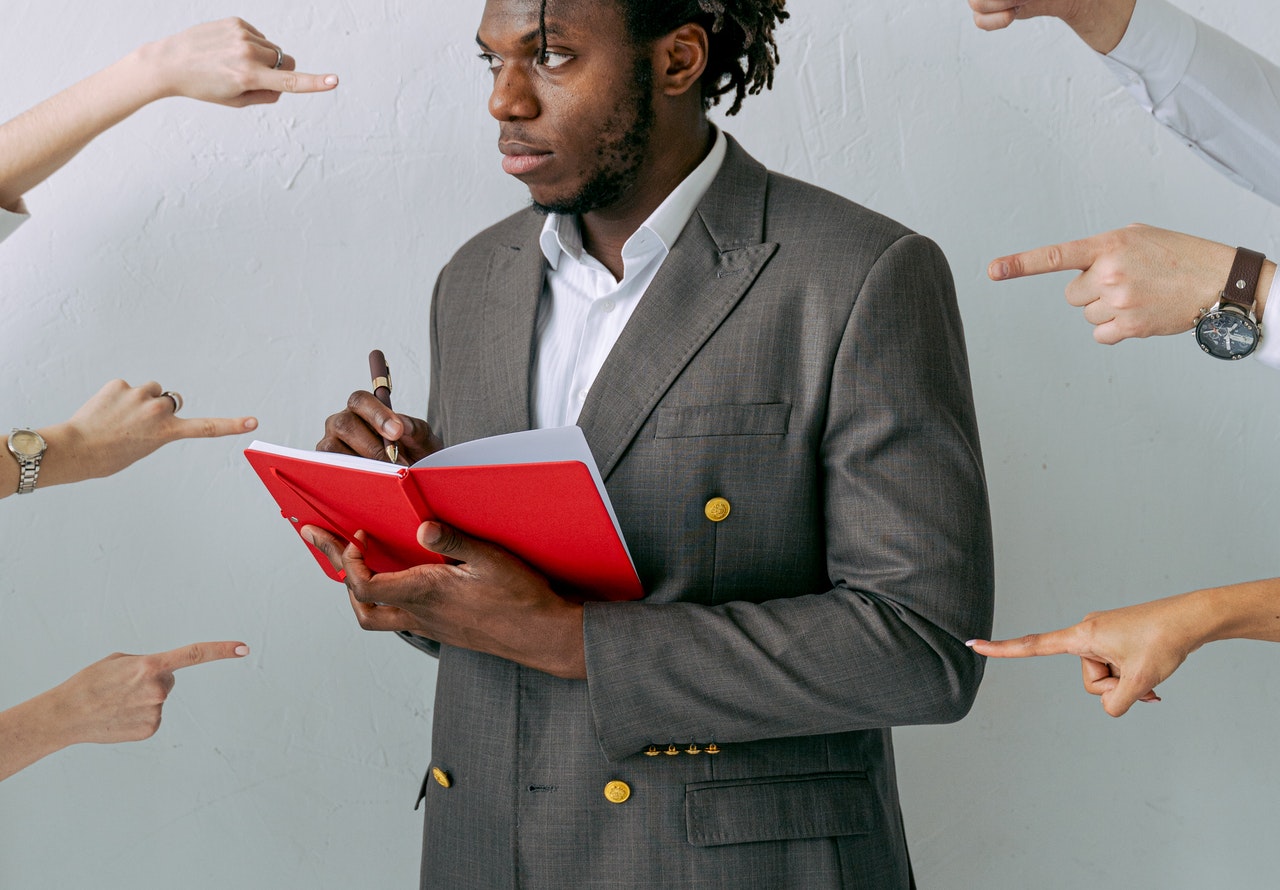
[[265, 68, 340, 94], [967, 627, 1076, 658], [988, 237, 1100, 281], [152, 641, 251, 672]]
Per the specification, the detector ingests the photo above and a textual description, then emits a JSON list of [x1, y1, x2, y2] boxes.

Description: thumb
[[418, 521, 476, 562], [1101, 675, 1161, 717]]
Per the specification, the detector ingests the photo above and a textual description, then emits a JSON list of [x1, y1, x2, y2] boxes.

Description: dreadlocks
[[621, 0, 789, 116], [533, 0, 787, 116]]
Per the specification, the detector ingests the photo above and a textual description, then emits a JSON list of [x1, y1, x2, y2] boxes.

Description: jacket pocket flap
[[655, 402, 791, 439], [684, 772, 875, 847]]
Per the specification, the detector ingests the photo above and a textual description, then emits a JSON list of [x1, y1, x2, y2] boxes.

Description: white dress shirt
[[531, 129, 727, 429], [0, 206, 27, 244], [1101, 0, 1280, 368]]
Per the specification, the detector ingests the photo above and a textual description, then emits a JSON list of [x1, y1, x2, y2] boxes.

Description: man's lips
[[500, 143, 552, 176]]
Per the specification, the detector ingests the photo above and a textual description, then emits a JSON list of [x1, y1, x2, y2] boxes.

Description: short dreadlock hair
[[625, 1, 787, 115], [538, 0, 788, 116]]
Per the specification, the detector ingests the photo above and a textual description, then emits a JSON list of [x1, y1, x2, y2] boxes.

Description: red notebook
[[244, 426, 643, 602]]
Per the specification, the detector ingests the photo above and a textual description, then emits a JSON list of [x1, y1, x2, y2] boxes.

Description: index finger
[[987, 238, 1101, 281], [173, 415, 259, 439], [151, 641, 251, 672], [347, 390, 405, 440], [260, 69, 340, 94], [967, 626, 1078, 658]]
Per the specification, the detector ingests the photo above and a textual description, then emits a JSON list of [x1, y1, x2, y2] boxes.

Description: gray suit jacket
[[411, 136, 994, 889]]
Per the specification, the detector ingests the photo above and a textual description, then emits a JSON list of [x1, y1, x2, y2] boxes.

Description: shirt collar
[[539, 127, 728, 271]]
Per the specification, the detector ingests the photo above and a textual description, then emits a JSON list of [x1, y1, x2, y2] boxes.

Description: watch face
[[1196, 308, 1259, 360], [8, 429, 45, 458]]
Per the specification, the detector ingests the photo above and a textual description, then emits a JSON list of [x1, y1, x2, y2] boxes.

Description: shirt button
[[577, 389, 589, 401], [704, 497, 731, 522], [604, 780, 631, 804], [599, 299, 616, 313]]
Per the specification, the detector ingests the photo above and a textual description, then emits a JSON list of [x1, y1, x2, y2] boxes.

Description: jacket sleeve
[[581, 233, 994, 761]]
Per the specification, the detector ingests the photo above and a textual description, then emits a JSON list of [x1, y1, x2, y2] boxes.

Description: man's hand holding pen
[[316, 389, 442, 465], [311, 352, 587, 678]]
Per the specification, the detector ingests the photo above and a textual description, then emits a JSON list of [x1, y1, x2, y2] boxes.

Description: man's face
[[477, 0, 655, 216]]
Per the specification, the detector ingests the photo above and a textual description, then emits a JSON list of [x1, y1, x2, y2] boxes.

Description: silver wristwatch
[[7, 428, 47, 494]]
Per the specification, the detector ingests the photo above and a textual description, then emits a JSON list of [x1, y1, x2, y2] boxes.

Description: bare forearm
[[0, 51, 166, 211], [1192, 578, 1280, 647], [0, 420, 113, 500], [0, 691, 72, 782]]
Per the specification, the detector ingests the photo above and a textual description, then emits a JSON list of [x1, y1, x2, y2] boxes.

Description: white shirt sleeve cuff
[[1254, 274, 1280, 370], [1099, 0, 1198, 109], [0, 206, 28, 244]]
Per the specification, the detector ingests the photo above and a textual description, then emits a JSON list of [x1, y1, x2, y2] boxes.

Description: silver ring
[[160, 391, 183, 414], [272, 45, 284, 69]]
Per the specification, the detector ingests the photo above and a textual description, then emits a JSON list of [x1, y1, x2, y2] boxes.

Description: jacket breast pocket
[[655, 402, 791, 439], [684, 771, 876, 847]]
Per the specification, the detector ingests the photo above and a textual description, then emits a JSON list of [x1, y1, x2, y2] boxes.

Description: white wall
[[1, 1, 1277, 887]]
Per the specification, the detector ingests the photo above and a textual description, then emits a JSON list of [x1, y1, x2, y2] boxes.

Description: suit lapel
[[576, 138, 779, 478], [477, 216, 545, 435]]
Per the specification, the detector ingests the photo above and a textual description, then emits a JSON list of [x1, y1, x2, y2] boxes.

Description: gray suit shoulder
[[762, 169, 927, 257], [754, 170, 953, 302]]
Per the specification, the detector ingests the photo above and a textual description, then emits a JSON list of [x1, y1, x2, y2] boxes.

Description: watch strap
[[1220, 247, 1266, 314], [15, 451, 42, 494]]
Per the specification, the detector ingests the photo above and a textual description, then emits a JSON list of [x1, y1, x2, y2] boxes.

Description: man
[[312, 1, 993, 886], [966, 0, 1280, 716]]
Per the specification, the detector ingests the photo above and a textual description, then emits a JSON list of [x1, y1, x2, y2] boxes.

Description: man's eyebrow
[[475, 28, 553, 51]]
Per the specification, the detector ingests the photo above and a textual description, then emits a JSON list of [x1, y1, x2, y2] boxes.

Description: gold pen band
[[373, 376, 392, 391]]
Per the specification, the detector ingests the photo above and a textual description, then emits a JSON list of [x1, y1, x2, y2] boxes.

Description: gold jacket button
[[685, 744, 702, 755], [704, 743, 721, 755], [431, 766, 452, 788], [704, 497, 731, 522], [604, 780, 631, 804], [664, 744, 680, 756], [643, 745, 660, 757]]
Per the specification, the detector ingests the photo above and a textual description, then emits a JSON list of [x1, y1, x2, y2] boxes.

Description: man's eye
[[539, 52, 572, 69], [477, 52, 502, 72]]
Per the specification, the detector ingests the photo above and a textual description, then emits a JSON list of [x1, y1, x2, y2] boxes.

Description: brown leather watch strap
[[1220, 247, 1267, 313]]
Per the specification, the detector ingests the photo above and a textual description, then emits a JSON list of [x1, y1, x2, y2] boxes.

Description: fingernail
[[964, 639, 977, 647], [382, 418, 400, 436], [421, 522, 441, 545], [324, 75, 339, 86], [234, 645, 250, 656], [989, 262, 1008, 280], [243, 417, 259, 430]]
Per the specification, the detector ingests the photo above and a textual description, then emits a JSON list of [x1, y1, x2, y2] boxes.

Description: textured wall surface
[[1, 1, 1278, 887]]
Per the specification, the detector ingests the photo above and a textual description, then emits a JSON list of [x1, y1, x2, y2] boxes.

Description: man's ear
[[654, 22, 709, 98]]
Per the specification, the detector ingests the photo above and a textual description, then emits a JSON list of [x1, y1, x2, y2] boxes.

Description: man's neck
[[578, 121, 714, 280]]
